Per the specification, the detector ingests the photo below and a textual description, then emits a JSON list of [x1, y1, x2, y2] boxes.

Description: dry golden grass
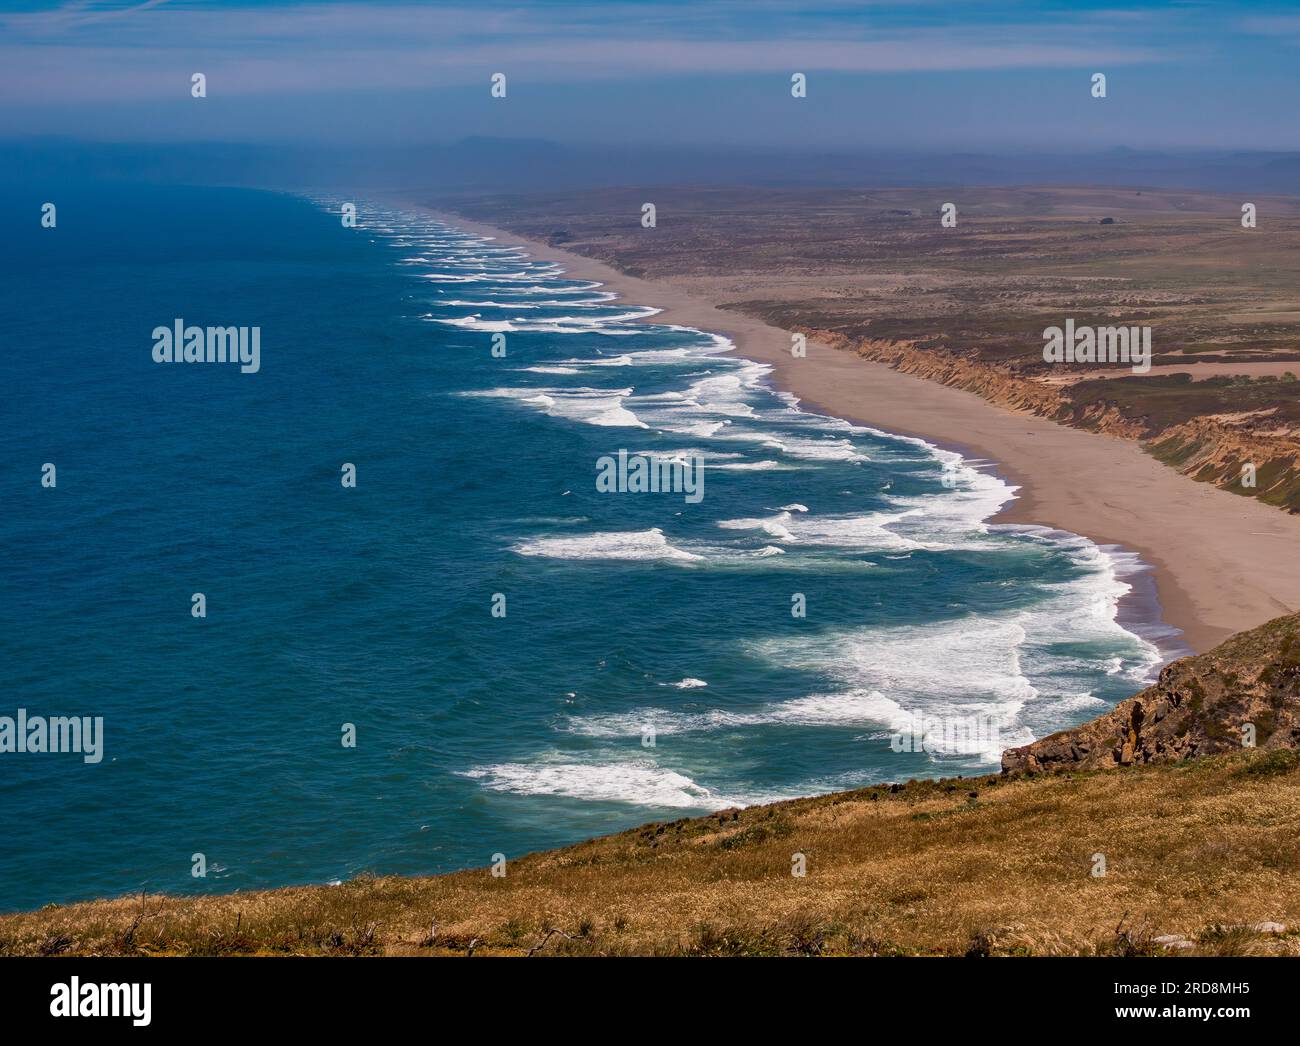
[[5, 749, 1299, 957]]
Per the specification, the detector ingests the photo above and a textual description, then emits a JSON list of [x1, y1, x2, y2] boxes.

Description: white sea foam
[[570, 629, 1030, 743], [561, 347, 706, 367], [738, 618, 1043, 761], [345, 199, 1177, 783], [717, 509, 919, 551], [718, 512, 797, 541], [880, 452, 1016, 548], [513, 528, 702, 562], [463, 386, 647, 428], [656, 418, 733, 439], [699, 427, 869, 465], [430, 315, 643, 335], [460, 760, 738, 809], [998, 526, 1168, 682], [442, 294, 617, 307], [630, 447, 742, 461], [420, 267, 564, 285], [477, 281, 605, 294], [736, 547, 1163, 762], [776, 435, 869, 463], [710, 460, 792, 471], [511, 528, 796, 565], [568, 708, 756, 739]]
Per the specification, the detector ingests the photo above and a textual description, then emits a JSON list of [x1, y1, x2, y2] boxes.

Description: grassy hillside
[[9, 613, 1300, 958], [4, 749, 1298, 957]]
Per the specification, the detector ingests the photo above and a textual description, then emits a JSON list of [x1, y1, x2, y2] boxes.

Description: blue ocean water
[[0, 183, 1177, 912]]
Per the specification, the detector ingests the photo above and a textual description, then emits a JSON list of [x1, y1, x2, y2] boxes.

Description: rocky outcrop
[[1002, 612, 1300, 773]]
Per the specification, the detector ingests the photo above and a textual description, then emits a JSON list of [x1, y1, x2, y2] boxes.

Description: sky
[[3, 0, 1300, 150]]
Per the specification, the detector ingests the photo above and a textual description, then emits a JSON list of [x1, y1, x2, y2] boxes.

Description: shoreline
[[412, 202, 1300, 654]]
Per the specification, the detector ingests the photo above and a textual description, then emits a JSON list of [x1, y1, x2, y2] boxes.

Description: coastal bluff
[[1003, 611, 1300, 773], [6, 615, 1300, 957]]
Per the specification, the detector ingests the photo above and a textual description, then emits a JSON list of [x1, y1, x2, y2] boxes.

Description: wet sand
[[421, 205, 1300, 653]]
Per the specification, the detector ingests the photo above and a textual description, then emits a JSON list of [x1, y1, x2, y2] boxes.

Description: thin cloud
[[0, 2, 1170, 101]]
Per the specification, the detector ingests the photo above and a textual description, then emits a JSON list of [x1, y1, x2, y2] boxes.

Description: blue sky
[[3, 0, 1300, 148]]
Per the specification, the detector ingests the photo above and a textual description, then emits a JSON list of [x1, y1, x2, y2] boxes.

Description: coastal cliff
[[1003, 611, 1300, 772], [809, 328, 1300, 512]]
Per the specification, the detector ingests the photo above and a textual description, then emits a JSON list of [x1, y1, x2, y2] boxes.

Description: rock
[[1003, 612, 1300, 774]]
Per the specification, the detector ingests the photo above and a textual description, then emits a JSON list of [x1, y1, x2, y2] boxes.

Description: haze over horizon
[[3, 0, 1300, 151]]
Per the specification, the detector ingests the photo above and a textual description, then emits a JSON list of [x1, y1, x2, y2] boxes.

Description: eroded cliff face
[[808, 330, 1300, 511], [1149, 416, 1300, 511], [1002, 612, 1300, 773]]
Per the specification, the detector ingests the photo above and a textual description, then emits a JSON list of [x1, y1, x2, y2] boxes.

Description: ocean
[[0, 183, 1179, 911]]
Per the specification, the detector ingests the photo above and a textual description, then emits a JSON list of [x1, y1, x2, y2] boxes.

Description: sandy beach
[[423, 206, 1300, 654]]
